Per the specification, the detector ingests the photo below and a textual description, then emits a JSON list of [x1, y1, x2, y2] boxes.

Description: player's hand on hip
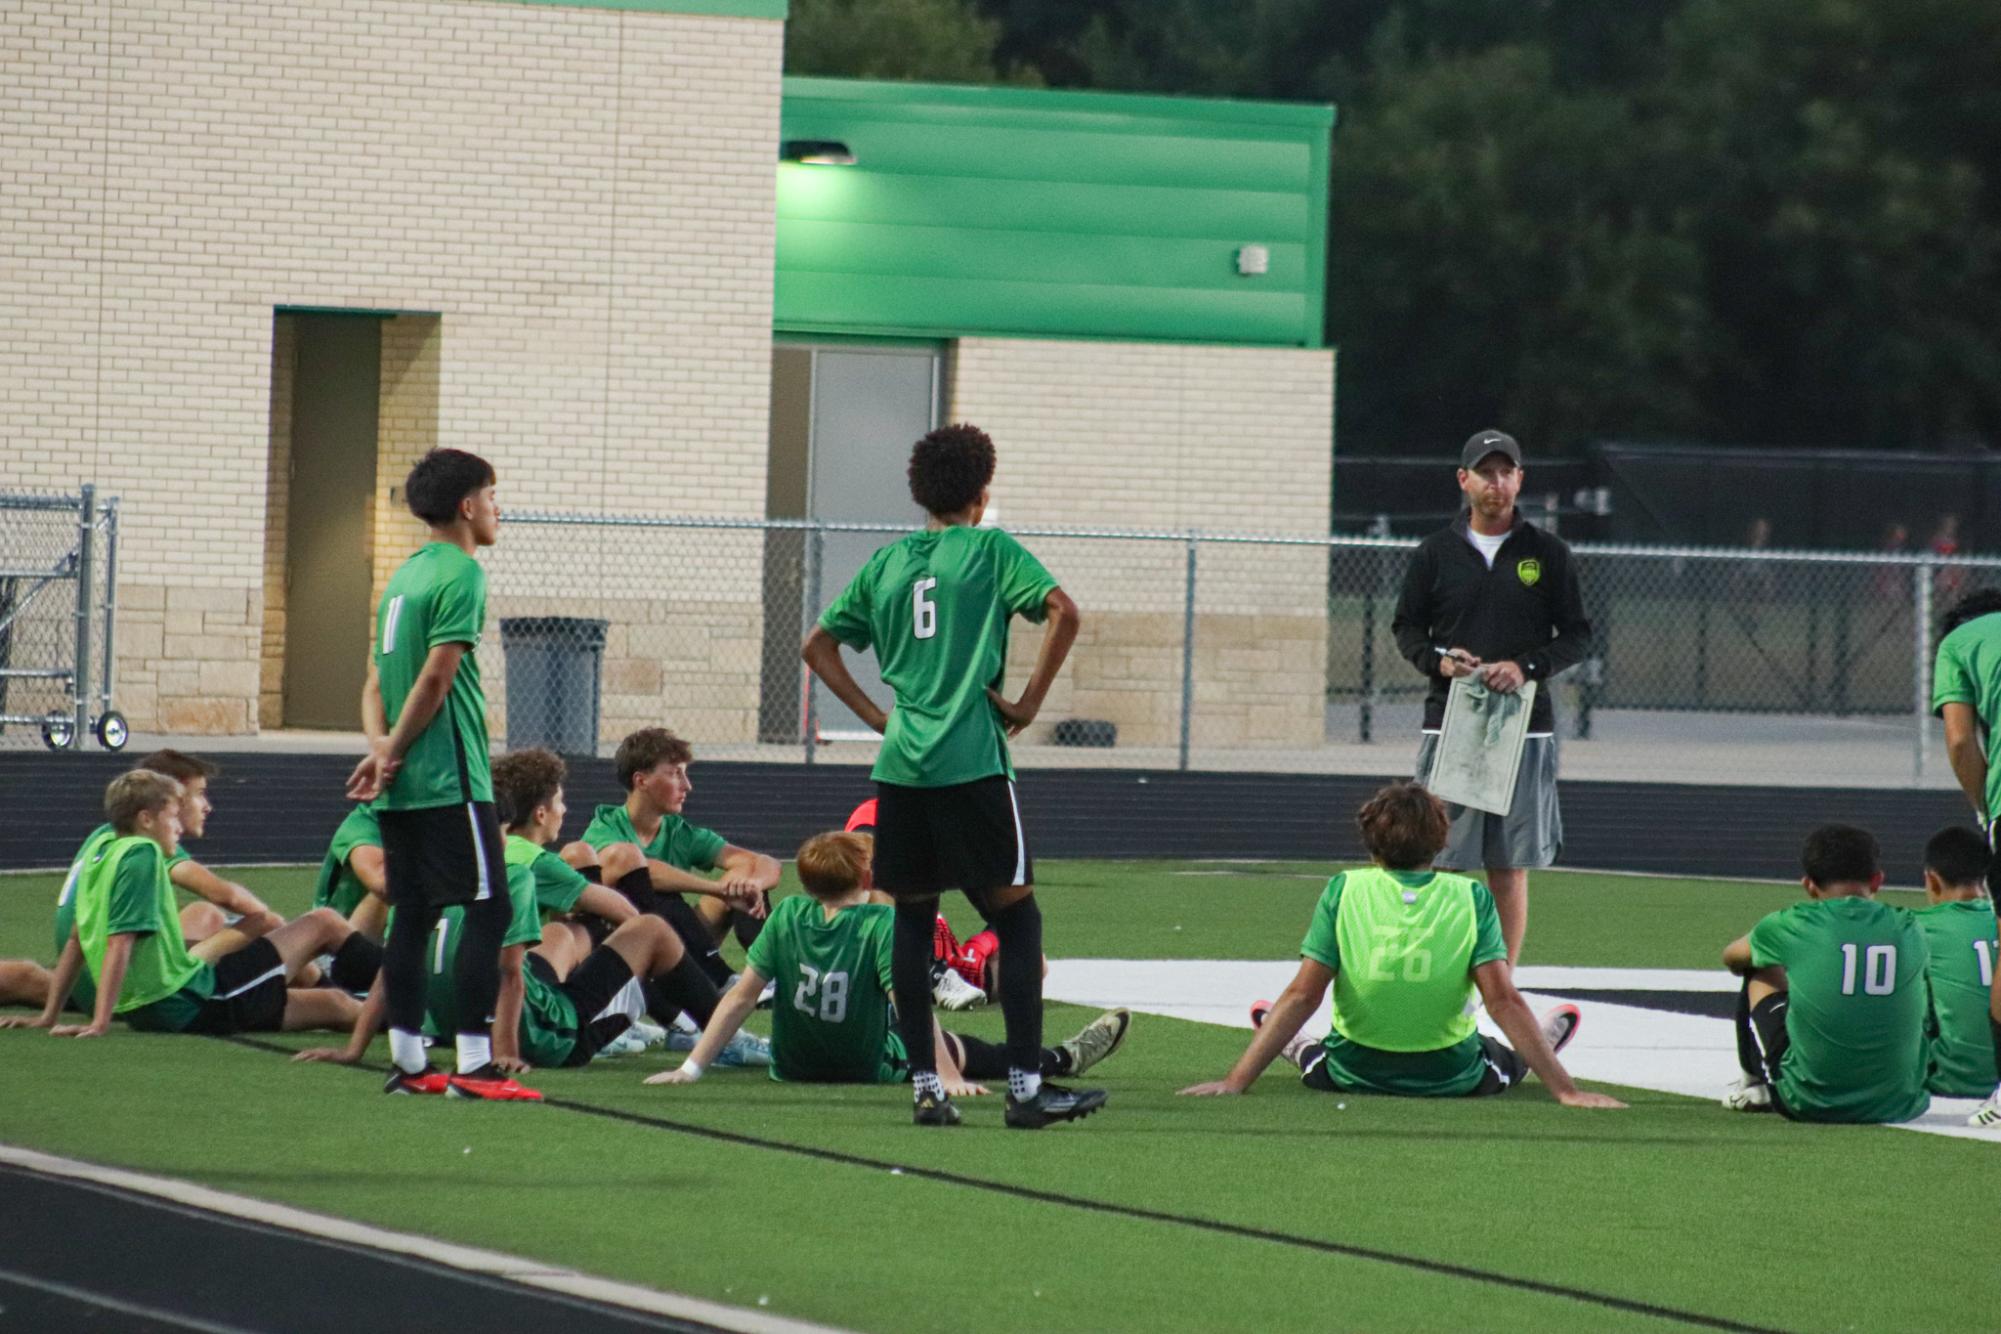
[[1557, 1089, 1626, 1110], [1177, 1080, 1243, 1097], [1479, 660, 1526, 693], [986, 687, 1039, 736]]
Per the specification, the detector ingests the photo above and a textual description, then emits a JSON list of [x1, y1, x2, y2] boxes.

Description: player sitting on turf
[[2, 750, 299, 1012], [1722, 824, 1930, 1123], [4, 771, 373, 1038], [580, 727, 778, 990], [312, 800, 389, 943], [646, 831, 1126, 1092], [1179, 782, 1622, 1108], [845, 798, 993, 1012], [1913, 826, 1998, 1100], [300, 754, 764, 1074]]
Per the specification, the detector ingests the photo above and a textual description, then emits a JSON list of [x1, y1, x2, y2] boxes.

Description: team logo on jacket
[[1516, 559, 1541, 587]]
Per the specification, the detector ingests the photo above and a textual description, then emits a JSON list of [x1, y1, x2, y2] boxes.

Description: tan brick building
[[3, 7, 1335, 756]]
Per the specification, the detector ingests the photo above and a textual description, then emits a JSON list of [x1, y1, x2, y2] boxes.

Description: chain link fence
[[0, 487, 124, 751], [484, 512, 2001, 788]]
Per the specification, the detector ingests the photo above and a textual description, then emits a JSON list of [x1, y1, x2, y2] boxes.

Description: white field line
[[1046, 959, 1994, 1142]]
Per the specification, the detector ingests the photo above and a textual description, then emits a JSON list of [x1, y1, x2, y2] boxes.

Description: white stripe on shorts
[[1006, 781, 1027, 886], [466, 803, 492, 901], [214, 963, 285, 1000]]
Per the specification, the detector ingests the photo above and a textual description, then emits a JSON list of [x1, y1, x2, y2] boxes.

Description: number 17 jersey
[[819, 525, 1057, 788], [745, 895, 901, 1083]]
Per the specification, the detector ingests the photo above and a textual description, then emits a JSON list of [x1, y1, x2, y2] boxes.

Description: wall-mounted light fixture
[[780, 139, 856, 166]]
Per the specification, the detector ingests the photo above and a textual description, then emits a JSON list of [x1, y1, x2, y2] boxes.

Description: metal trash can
[[499, 616, 607, 755]]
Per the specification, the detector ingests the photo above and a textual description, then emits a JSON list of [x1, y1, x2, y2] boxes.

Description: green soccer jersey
[[1932, 613, 2001, 819], [312, 804, 383, 918], [1299, 866, 1508, 1097], [1915, 899, 2000, 1096], [1749, 897, 1931, 1123], [51, 825, 118, 1013], [745, 894, 902, 1084], [580, 803, 725, 872], [374, 541, 492, 811], [818, 524, 1058, 788], [504, 834, 590, 921], [74, 835, 212, 1016], [418, 859, 578, 1062]]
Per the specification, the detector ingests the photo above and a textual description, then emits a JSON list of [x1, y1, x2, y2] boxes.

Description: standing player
[[1391, 430, 1591, 967], [345, 447, 534, 1101], [801, 422, 1100, 1129], [1914, 826, 1999, 1099], [1721, 825, 1930, 1124], [1931, 587, 2001, 1126]]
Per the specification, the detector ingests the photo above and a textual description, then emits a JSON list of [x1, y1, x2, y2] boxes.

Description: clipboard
[[1425, 675, 1538, 814]]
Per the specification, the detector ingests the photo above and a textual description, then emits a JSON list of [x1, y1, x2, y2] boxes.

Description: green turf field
[[3, 862, 1997, 1332]]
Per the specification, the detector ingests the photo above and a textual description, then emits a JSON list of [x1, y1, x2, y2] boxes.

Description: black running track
[[0, 1160, 724, 1333], [0, 750, 1972, 879]]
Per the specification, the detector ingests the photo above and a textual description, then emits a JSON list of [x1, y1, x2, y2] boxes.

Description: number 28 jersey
[[819, 525, 1057, 788], [1749, 897, 1930, 1123], [745, 895, 901, 1084]]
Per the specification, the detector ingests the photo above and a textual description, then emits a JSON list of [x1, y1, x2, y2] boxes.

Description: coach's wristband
[[679, 1059, 704, 1081]]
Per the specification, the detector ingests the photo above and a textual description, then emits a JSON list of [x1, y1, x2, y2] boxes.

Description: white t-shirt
[[1466, 528, 1508, 568]]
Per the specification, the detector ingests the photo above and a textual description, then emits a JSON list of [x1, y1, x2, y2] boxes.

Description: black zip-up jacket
[[1391, 512, 1592, 733]]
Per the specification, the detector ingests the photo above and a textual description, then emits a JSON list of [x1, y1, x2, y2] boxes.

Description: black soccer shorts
[[187, 937, 289, 1035], [379, 801, 506, 909], [872, 776, 1033, 900]]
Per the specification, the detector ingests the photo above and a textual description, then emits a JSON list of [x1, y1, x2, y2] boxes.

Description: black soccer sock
[[951, 1032, 1066, 1079], [580, 864, 603, 885], [892, 899, 938, 1078], [641, 980, 683, 1031], [329, 932, 383, 993], [450, 889, 511, 1044], [984, 894, 1045, 1079], [731, 895, 768, 949], [1734, 980, 1765, 1081], [651, 954, 722, 1029], [382, 902, 441, 1040], [617, 867, 732, 987]]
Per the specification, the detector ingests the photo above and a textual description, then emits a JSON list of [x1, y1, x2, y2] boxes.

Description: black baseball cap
[[1460, 429, 1522, 470]]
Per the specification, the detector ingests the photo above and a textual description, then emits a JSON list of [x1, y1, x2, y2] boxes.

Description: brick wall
[[2, 0, 783, 736]]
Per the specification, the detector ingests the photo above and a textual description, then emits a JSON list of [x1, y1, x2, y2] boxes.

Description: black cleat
[[913, 1090, 961, 1126], [383, 1066, 451, 1096], [1005, 1082, 1107, 1129]]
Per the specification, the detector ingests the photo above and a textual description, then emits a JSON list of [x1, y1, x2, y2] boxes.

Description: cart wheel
[[41, 714, 76, 752], [96, 711, 130, 751]]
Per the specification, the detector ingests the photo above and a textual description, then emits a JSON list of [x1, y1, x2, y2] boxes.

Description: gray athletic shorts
[[1413, 733, 1562, 871]]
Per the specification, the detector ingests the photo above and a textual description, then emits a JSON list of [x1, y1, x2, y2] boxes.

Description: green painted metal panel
[[777, 79, 1333, 347]]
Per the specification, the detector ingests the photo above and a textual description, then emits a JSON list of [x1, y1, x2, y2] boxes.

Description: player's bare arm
[[987, 587, 1080, 735], [347, 643, 467, 800], [715, 845, 779, 914], [170, 861, 279, 929], [491, 942, 530, 1072], [1180, 957, 1331, 1095], [1721, 935, 1755, 975], [573, 882, 639, 925], [1941, 702, 1989, 822], [1, 933, 84, 1032], [1472, 961, 1625, 1109], [647, 967, 765, 1085], [296, 975, 386, 1064], [56, 932, 133, 1039], [800, 626, 889, 734]]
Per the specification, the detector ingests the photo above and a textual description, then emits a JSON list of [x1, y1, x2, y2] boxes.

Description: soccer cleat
[[1280, 1030, 1317, 1070], [756, 978, 777, 1010], [1722, 1075, 1774, 1112], [913, 1090, 961, 1126], [1968, 1087, 2001, 1128], [627, 1017, 669, 1049], [446, 1067, 544, 1101], [383, 1066, 451, 1096], [1539, 1003, 1583, 1055], [932, 961, 987, 1011], [665, 1029, 701, 1053], [714, 1031, 773, 1068], [1249, 998, 1274, 1029], [1004, 1082, 1107, 1129], [1058, 1009, 1131, 1077], [932, 913, 962, 963]]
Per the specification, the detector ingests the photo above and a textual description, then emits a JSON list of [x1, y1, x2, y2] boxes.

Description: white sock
[[389, 1028, 428, 1076], [455, 1033, 492, 1075], [912, 1070, 946, 1101], [1010, 1068, 1041, 1100]]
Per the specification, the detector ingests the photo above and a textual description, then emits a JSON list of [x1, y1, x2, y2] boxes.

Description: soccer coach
[[1391, 430, 1592, 967]]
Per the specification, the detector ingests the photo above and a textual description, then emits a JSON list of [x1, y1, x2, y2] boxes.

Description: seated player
[[4, 771, 372, 1038], [3, 750, 289, 1013], [301, 759, 765, 1076], [312, 800, 388, 942], [1179, 782, 1621, 1108], [581, 727, 779, 988], [1722, 824, 1930, 1123], [646, 831, 1127, 1093], [1913, 826, 1998, 1099], [845, 799, 989, 1011]]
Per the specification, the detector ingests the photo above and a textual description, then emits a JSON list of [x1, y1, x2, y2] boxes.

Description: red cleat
[[384, 1067, 451, 1096], [446, 1067, 543, 1101], [1249, 999, 1274, 1029]]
